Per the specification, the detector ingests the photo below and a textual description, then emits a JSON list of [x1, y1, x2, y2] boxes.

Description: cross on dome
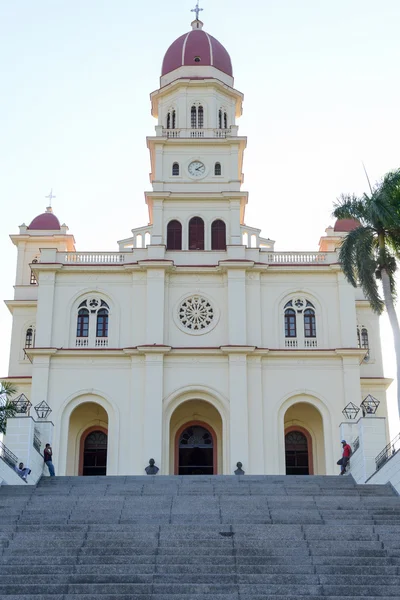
[[45, 188, 56, 207], [191, 1, 203, 21]]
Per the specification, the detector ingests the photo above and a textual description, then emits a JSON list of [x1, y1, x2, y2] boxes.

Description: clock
[[188, 161, 206, 177]]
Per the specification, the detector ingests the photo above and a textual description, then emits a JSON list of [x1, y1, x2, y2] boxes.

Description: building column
[[222, 349, 251, 473], [337, 271, 358, 347], [138, 346, 170, 474], [150, 198, 164, 244], [34, 249, 61, 347], [229, 199, 242, 245], [247, 356, 265, 474], [141, 263, 170, 344], [30, 351, 56, 408], [226, 267, 247, 345]]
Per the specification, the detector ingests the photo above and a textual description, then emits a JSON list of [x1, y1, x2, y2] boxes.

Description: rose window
[[178, 295, 214, 331]]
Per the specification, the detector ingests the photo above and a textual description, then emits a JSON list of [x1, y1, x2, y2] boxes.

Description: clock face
[[188, 161, 206, 177]]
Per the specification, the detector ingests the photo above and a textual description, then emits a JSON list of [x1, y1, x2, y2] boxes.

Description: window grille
[[172, 162, 180, 176], [214, 162, 221, 176]]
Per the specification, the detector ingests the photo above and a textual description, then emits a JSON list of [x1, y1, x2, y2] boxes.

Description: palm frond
[[338, 226, 384, 313], [332, 194, 367, 222], [0, 381, 17, 405]]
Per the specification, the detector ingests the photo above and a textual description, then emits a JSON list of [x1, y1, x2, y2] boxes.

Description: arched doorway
[[175, 422, 216, 475], [285, 429, 311, 475], [79, 426, 108, 476]]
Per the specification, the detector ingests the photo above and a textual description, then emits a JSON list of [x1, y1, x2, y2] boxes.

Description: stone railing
[[162, 128, 233, 139], [285, 339, 318, 349], [53, 250, 335, 265], [62, 253, 126, 264], [266, 252, 332, 264]]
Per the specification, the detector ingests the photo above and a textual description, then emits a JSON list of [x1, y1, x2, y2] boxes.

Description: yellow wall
[[66, 402, 108, 475], [169, 400, 223, 475], [284, 402, 326, 474]]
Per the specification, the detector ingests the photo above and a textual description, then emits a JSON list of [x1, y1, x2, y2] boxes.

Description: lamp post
[[34, 400, 52, 420], [342, 402, 360, 420]]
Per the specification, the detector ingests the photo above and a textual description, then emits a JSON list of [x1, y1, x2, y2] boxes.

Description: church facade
[[3, 17, 390, 477]]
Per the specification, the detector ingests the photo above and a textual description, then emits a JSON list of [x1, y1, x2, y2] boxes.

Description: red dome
[[334, 219, 360, 232], [28, 209, 61, 231], [162, 23, 233, 77]]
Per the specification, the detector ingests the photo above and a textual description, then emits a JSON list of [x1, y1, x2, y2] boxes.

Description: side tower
[[146, 18, 247, 250]]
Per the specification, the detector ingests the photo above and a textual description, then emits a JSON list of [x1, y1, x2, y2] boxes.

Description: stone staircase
[[0, 475, 400, 599]]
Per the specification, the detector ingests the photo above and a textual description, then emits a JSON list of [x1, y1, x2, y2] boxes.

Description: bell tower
[[145, 16, 248, 249]]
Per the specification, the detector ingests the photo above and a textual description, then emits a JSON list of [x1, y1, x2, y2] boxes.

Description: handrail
[[0, 440, 18, 470], [375, 432, 400, 470], [353, 437, 360, 453], [33, 433, 41, 453]]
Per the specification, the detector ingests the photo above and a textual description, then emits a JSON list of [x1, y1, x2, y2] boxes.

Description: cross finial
[[45, 188, 56, 207], [191, 1, 203, 21]]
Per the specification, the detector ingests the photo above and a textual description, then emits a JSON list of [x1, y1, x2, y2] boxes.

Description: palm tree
[[333, 168, 400, 418], [0, 381, 17, 435]]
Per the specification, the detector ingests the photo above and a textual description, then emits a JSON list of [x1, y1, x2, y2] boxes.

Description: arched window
[[224, 112, 228, 129], [284, 309, 296, 338], [172, 110, 176, 129], [198, 105, 204, 128], [30, 259, 38, 285], [214, 162, 221, 176], [304, 308, 316, 338], [166, 112, 171, 129], [77, 308, 89, 338], [172, 162, 180, 176], [211, 219, 226, 250], [25, 327, 35, 348], [358, 326, 370, 359], [189, 217, 205, 250], [167, 220, 182, 250], [361, 327, 369, 349], [218, 109, 222, 129], [191, 106, 197, 128], [96, 308, 109, 338]]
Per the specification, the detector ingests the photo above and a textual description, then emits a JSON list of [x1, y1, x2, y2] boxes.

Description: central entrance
[[178, 424, 214, 475], [82, 429, 108, 476], [285, 430, 309, 475]]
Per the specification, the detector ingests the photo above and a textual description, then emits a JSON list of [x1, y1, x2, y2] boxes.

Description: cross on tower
[[191, 1, 203, 21], [45, 188, 56, 206]]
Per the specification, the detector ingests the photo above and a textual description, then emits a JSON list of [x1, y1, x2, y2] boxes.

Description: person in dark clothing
[[337, 440, 352, 475], [44, 443, 55, 476]]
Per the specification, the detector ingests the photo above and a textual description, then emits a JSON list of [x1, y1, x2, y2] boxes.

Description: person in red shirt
[[337, 440, 352, 475]]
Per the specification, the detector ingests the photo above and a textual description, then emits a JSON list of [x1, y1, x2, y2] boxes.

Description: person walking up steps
[[44, 443, 55, 476]]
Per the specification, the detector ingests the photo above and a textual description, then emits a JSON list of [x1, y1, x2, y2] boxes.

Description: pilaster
[[138, 346, 170, 473], [247, 356, 265, 474], [221, 348, 253, 472], [226, 267, 247, 345], [337, 272, 358, 347]]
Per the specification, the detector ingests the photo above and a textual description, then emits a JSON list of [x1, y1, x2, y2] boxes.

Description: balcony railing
[[285, 339, 318, 348], [375, 432, 400, 471], [75, 338, 108, 348], [0, 440, 18, 470], [267, 252, 329, 264], [53, 250, 336, 265], [162, 128, 232, 139]]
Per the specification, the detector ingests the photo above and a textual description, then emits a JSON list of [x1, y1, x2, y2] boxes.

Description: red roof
[[28, 210, 61, 231], [162, 24, 233, 77], [334, 219, 360, 232]]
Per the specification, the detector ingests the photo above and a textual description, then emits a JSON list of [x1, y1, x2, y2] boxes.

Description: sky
[[0, 0, 399, 434]]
